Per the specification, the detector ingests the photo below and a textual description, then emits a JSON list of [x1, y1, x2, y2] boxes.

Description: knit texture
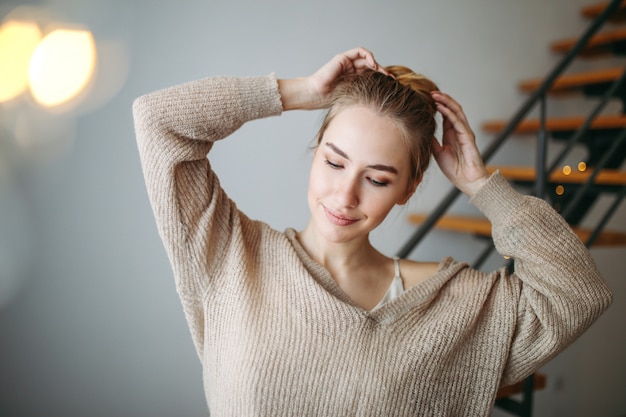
[[133, 75, 613, 416]]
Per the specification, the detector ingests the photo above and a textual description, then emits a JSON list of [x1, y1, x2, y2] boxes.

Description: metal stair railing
[[562, 126, 626, 246], [545, 68, 626, 183], [396, 0, 624, 260], [472, 67, 626, 270], [586, 185, 626, 247]]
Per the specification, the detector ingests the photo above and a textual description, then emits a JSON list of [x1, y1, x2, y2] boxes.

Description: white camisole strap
[[371, 257, 405, 311]]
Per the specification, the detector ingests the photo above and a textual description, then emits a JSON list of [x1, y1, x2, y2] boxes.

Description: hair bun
[[386, 65, 439, 96]]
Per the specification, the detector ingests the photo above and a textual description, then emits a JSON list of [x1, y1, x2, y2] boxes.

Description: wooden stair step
[[518, 67, 624, 93], [496, 374, 547, 399], [582, 1, 626, 22], [488, 165, 626, 186], [408, 214, 626, 246], [482, 114, 626, 134], [408, 213, 492, 236], [551, 27, 626, 56]]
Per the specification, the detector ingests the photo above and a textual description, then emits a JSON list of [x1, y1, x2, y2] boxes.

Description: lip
[[323, 206, 360, 226]]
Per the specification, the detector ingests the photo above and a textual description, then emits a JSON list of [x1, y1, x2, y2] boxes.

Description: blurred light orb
[[0, 20, 42, 102], [562, 165, 572, 176], [28, 29, 96, 107], [555, 185, 565, 196]]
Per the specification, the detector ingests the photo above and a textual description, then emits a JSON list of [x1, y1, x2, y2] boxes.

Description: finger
[[432, 92, 469, 124], [345, 47, 376, 64], [342, 47, 387, 75], [431, 91, 461, 108], [435, 100, 473, 136], [435, 102, 461, 128], [437, 109, 475, 148]]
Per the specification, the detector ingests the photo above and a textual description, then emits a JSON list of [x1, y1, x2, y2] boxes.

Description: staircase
[[399, 1, 626, 416]]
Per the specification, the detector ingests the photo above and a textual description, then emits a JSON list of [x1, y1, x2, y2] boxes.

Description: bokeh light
[[0, 6, 119, 309], [0, 20, 42, 102], [562, 165, 572, 175], [555, 185, 565, 196], [29, 28, 96, 107]]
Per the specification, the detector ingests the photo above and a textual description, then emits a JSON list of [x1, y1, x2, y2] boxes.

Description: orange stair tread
[[482, 114, 626, 134], [408, 213, 493, 236], [582, 1, 626, 20], [518, 67, 624, 93], [489, 165, 626, 186], [407, 214, 626, 246], [551, 27, 626, 54]]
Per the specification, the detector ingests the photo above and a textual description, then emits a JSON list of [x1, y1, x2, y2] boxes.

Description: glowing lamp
[[28, 29, 96, 107], [0, 20, 42, 102]]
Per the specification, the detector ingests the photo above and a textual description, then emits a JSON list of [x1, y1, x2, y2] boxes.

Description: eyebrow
[[325, 142, 399, 175]]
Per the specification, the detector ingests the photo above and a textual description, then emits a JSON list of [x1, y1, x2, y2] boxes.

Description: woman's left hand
[[431, 92, 490, 197]]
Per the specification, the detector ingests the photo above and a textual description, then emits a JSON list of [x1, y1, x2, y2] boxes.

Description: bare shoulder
[[398, 258, 441, 289]]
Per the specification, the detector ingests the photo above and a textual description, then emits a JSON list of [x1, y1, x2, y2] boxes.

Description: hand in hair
[[278, 47, 389, 111], [431, 92, 490, 197]]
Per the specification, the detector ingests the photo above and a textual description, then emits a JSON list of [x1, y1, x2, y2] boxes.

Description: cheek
[[367, 199, 396, 220]]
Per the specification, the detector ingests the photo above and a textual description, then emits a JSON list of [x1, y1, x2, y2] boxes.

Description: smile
[[323, 206, 360, 226]]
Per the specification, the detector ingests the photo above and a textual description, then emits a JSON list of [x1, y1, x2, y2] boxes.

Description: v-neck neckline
[[284, 228, 466, 323]]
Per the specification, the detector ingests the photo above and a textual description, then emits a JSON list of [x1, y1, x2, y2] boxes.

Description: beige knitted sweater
[[133, 74, 613, 416]]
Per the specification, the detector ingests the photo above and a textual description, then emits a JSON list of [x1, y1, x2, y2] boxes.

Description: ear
[[398, 178, 421, 205]]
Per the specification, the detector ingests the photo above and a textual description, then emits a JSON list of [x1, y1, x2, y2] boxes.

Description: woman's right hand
[[279, 47, 389, 111]]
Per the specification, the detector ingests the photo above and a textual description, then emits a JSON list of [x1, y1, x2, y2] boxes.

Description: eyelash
[[370, 178, 389, 187], [324, 159, 342, 169], [324, 160, 389, 187]]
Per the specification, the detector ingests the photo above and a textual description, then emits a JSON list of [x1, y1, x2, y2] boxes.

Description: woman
[[133, 48, 612, 416]]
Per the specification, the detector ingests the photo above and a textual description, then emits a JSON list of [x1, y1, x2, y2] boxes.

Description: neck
[[296, 222, 384, 273], [296, 222, 395, 310]]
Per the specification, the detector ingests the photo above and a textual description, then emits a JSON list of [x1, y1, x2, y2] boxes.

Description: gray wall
[[0, 0, 624, 416]]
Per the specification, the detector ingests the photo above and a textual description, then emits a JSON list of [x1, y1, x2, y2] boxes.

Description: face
[[307, 105, 418, 244]]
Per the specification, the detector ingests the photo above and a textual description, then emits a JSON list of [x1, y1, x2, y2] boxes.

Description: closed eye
[[369, 177, 388, 187], [324, 159, 343, 169]]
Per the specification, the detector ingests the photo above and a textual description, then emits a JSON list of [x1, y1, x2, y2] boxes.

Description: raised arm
[[473, 173, 613, 385], [431, 92, 613, 385], [132, 75, 283, 292]]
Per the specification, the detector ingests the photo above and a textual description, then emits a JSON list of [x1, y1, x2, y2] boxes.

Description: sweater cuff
[[469, 170, 527, 224]]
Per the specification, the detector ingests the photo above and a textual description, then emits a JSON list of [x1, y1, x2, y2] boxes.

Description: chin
[[317, 222, 369, 245]]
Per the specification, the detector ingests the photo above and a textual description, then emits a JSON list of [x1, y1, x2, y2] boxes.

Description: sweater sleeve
[[132, 75, 283, 297], [469, 171, 613, 386]]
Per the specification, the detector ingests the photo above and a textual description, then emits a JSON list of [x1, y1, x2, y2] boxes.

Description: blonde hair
[[316, 66, 439, 187]]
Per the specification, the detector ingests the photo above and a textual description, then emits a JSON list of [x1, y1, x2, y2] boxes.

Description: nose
[[335, 174, 360, 209]]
